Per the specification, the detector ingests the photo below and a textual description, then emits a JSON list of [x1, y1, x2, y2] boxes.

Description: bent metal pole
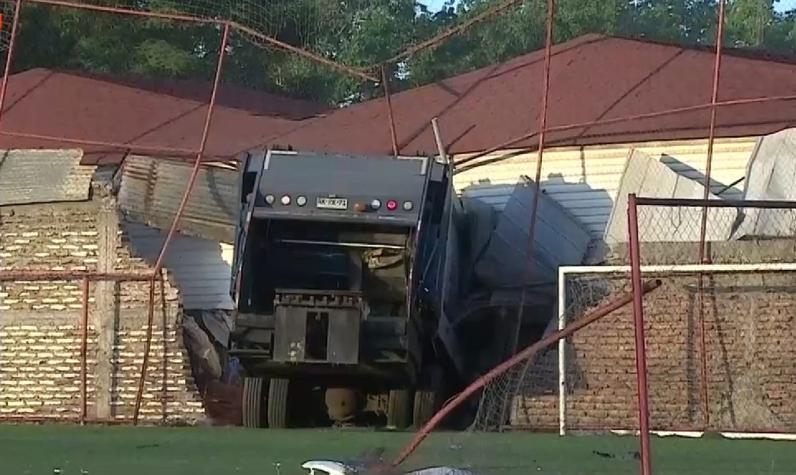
[[696, 0, 727, 431], [133, 22, 231, 426], [393, 278, 662, 467]]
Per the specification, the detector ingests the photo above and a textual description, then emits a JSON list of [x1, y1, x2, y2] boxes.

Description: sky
[[423, 0, 796, 13], [423, 0, 453, 12], [779, 0, 796, 12]]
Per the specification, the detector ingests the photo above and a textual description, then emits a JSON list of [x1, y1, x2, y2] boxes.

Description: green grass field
[[0, 425, 793, 475]]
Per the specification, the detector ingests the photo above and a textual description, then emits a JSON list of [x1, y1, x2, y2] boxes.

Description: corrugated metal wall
[[123, 222, 234, 310], [118, 156, 238, 243], [0, 150, 94, 205], [453, 137, 758, 239]]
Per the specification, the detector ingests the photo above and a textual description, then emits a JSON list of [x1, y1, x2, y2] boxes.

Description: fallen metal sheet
[[118, 155, 239, 243], [468, 178, 591, 288], [734, 129, 796, 238], [123, 221, 234, 310], [0, 149, 94, 205], [604, 149, 736, 244]]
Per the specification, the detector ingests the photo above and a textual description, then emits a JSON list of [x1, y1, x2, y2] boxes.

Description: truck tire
[[412, 389, 438, 429], [242, 377, 264, 428], [386, 389, 411, 430], [267, 378, 289, 429]]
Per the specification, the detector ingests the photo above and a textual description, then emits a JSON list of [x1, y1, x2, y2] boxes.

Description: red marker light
[[386, 200, 398, 211]]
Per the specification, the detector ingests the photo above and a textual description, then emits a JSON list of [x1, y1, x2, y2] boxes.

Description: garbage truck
[[229, 150, 466, 429]]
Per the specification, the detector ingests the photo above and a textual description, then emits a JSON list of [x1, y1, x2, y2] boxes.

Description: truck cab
[[230, 150, 461, 428]]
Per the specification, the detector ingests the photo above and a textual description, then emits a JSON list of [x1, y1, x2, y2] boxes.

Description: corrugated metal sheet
[[604, 150, 735, 243], [453, 137, 757, 239], [735, 129, 796, 238], [123, 222, 234, 310], [118, 155, 239, 243], [468, 179, 591, 286], [0, 149, 94, 205]]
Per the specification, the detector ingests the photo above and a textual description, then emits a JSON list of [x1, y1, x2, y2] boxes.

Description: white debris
[[301, 460, 472, 475]]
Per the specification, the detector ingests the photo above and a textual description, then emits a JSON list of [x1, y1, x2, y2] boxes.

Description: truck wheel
[[386, 389, 411, 430], [242, 377, 264, 428], [412, 389, 438, 429], [267, 378, 289, 429]]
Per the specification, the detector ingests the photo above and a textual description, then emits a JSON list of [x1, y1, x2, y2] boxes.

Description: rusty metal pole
[[393, 279, 662, 467], [514, 0, 555, 368], [456, 94, 796, 169], [27, 0, 218, 24], [382, 65, 399, 157], [696, 0, 726, 431], [152, 22, 230, 275], [0, 130, 197, 157], [133, 22, 230, 425], [0, 0, 23, 126], [132, 278, 156, 425], [80, 276, 90, 425], [628, 194, 653, 475]]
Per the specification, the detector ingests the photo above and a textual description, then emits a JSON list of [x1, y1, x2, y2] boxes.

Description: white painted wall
[[453, 137, 758, 239]]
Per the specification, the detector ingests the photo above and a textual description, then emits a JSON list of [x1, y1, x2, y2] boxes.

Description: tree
[[726, 0, 775, 47], [404, 0, 625, 87], [619, 0, 718, 45], [765, 8, 796, 52], [6, 0, 796, 106]]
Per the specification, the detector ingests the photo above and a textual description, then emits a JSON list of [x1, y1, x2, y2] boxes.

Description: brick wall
[[512, 257, 796, 433], [0, 195, 205, 424]]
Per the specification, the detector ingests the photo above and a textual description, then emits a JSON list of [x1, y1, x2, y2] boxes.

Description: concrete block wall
[[0, 197, 205, 424], [512, 272, 796, 433]]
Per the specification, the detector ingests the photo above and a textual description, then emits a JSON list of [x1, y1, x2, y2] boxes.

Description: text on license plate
[[316, 197, 348, 210]]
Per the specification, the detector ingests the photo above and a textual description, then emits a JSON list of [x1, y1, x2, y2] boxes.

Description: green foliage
[[726, 0, 774, 46], [8, 0, 796, 106]]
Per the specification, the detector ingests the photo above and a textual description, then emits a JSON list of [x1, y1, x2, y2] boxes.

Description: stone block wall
[[0, 196, 205, 424], [512, 271, 796, 433]]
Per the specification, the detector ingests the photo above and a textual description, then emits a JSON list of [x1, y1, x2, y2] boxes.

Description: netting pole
[[393, 279, 662, 467], [696, 0, 727, 431], [455, 93, 796, 170], [382, 0, 522, 65], [27, 0, 217, 24], [0, 130, 197, 157], [628, 194, 653, 475], [381, 65, 399, 158], [0, 0, 22, 126], [134, 22, 230, 425], [80, 276, 90, 425], [557, 267, 566, 435], [133, 279, 156, 425], [504, 0, 556, 429], [152, 21, 230, 274], [526, 0, 555, 247]]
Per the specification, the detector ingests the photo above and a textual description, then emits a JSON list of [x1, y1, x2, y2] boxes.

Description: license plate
[[316, 197, 348, 210]]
